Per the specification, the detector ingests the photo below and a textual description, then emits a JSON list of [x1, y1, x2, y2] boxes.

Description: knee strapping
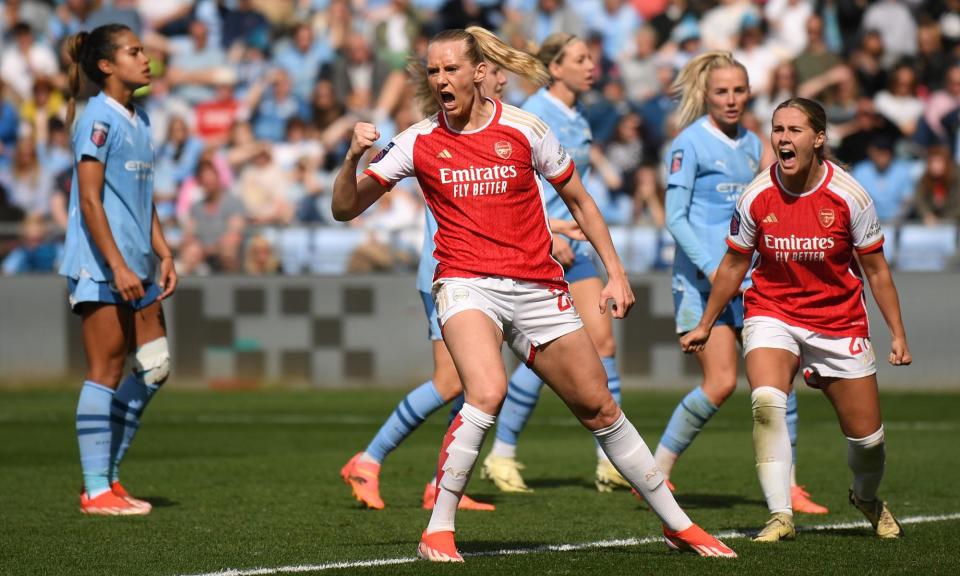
[[847, 426, 884, 449], [751, 386, 788, 426], [135, 337, 170, 386]]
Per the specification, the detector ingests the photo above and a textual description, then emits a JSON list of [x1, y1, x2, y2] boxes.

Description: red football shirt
[[364, 98, 575, 290], [727, 161, 884, 337]]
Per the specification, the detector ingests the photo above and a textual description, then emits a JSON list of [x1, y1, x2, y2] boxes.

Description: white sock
[[593, 412, 692, 532], [654, 444, 680, 479], [490, 438, 517, 459], [847, 426, 885, 502], [426, 403, 495, 534], [790, 463, 797, 487], [359, 452, 380, 465], [752, 387, 792, 515]]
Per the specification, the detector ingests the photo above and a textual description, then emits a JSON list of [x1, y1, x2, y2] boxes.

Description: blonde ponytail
[[464, 26, 549, 87], [671, 50, 747, 130]]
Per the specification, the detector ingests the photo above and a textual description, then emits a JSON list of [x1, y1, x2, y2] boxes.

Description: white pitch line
[[178, 512, 960, 576]]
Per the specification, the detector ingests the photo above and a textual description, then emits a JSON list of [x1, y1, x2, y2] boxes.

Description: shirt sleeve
[[726, 194, 757, 253], [665, 183, 717, 274], [665, 133, 697, 191], [532, 126, 575, 184], [851, 200, 885, 253], [74, 109, 115, 164], [363, 130, 416, 187]]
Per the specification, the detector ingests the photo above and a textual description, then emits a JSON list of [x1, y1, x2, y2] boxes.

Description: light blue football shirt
[[521, 87, 592, 221], [416, 207, 440, 294], [665, 116, 761, 292], [60, 92, 156, 282]]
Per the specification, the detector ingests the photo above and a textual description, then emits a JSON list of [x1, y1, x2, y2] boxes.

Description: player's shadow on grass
[[668, 493, 765, 509], [141, 496, 178, 508]]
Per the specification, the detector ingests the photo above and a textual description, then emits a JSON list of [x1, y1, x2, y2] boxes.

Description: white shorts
[[742, 316, 877, 384], [432, 276, 583, 365]]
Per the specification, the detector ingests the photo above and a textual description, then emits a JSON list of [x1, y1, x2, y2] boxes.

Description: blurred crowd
[[1, 0, 960, 276]]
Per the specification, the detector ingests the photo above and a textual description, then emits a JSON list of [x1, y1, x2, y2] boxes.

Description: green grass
[[2, 388, 958, 575]]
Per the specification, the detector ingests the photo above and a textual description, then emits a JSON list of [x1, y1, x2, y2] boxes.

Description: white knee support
[[752, 387, 792, 514], [135, 337, 170, 386]]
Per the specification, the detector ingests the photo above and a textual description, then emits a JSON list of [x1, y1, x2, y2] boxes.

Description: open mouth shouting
[[439, 90, 456, 111], [778, 146, 797, 170]]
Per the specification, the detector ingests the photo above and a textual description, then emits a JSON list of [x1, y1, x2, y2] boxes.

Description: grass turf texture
[[1, 388, 958, 576]]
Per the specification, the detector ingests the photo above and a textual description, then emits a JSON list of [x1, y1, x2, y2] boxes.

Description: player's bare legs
[[431, 340, 462, 401], [531, 327, 735, 556], [746, 347, 799, 541], [420, 310, 504, 561], [818, 374, 901, 537]]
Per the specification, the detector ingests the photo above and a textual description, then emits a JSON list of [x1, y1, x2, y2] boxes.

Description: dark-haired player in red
[[682, 97, 912, 542], [333, 26, 735, 563]]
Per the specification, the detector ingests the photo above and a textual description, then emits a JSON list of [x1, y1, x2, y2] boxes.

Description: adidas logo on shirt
[[763, 213, 779, 224], [437, 149, 453, 159]]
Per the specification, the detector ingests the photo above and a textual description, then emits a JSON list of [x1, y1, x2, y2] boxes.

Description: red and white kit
[[728, 161, 884, 378], [364, 98, 575, 290]]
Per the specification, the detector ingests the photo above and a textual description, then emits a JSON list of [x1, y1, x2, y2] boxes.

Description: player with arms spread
[[60, 24, 176, 515], [652, 51, 827, 514], [681, 97, 911, 542], [333, 26, 735, 562]]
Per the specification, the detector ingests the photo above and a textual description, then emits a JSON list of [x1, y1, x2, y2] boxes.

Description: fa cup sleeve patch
[[91, 121, 110, 147]]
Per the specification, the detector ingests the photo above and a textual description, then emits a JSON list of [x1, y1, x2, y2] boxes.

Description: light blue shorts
[[672, 286, 744, 334], [67, 276, 161, 314], [564, 249, 600, 284], [419, 290, 443, 341]]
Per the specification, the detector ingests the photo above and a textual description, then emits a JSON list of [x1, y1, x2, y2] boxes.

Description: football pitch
[[2, 387, 958, 575]]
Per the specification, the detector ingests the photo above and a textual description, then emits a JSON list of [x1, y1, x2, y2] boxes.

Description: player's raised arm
[[552, 170, 634, 318], [332, 122, 390, 221]]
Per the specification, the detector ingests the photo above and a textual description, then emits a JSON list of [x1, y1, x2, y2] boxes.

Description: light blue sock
[[595, 356, 623, 457], [77, 381, 115, 497], [365, 380, 445, 463], [110, 372, 160, 483], [786, 389, 798, 466], [659, 386, 719, 455], [601, 356, 622, 405], [446, 394, 465, 425], [495, 363, 545, 445]]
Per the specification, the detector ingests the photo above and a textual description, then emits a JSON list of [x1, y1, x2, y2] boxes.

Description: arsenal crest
[[494, 141, 512, 159], [818, 208, 835, 228], [90, 121, 110, 147]]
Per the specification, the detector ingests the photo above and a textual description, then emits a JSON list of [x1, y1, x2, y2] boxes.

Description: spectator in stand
[[763, 0, 813, 58], [49, 0, 94, 44], [183, 160, 246, 272], [155, 116, 205, 220], [274, 22, 333, 102], [916, 20, 950, 93], [1, 213, 62, 275], [247, 68, 308, 143], [914, 146, 960, 225], [514, 0, 585, 46], [18, 77, 65, 138], [0, 184, 26, 252], [862, 0, 917, 68], [794, 13, 841, 89], [0, 77, 18, 169], [919, 64, 960, 144], [620, 25, 662, 104], [165, 19, 229, 106], [849, 29, 887, 98], [1, 22, 60, 101], [753, 61, 798, 132], [874, 64, 924, 138], [851, 137, 917, 224], [222, 0, 271, 52], [833, 97, 902, 166], [37, 118, 73, 183], [321, 33, 405, 117], [582, 0, 641, 62], [242, 234, 280, 275], [700, 0, 759, 52], [732, 12, 779, 98], [636, 62, 676, 153], [371, 0, 423, 71], [0, 136, 53, 217], [194, 77, 243, 145], [237, 146, 294, 225]]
